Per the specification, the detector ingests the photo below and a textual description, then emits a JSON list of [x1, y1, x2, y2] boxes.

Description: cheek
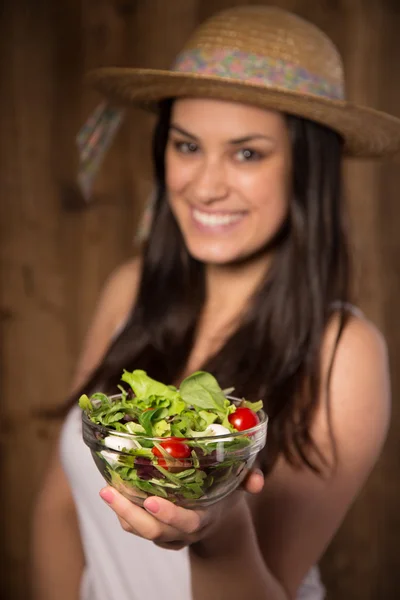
[[165, 152, 192, 194], [242, 164, 290, 222]]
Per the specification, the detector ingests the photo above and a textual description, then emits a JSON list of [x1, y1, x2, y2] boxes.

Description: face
[[165, 98, 292, 265]]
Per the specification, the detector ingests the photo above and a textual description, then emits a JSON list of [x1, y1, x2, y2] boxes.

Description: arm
[[190, 496, 288, 600], [250, 314, 390, 598], [31, 446, 85, 600], [31, 258, 141, 600], [190, 314, 390, 599]]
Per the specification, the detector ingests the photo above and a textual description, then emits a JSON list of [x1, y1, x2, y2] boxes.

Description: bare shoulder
[[323, 308, 388, 371], [106, 255, 142, 288], [70, 256, 142, 393], [318, 310, 391, 466], [89, 255, 143, 338], [100, 255, 142, 326]]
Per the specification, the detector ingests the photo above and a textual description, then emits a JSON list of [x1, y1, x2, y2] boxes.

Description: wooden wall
[[0, 1, 399, 598]]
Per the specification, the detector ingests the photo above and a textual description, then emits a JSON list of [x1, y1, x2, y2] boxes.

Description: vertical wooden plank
[[374, 0, 400, 596], [0, 1, 70, 596], [55, 0, 136, 367], [319, 2, 395, 598], [120, 0, 201, 228]]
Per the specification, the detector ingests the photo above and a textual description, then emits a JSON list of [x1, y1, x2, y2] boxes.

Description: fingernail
[[100, 488, 114, 504], [144, 498, 160, 514]]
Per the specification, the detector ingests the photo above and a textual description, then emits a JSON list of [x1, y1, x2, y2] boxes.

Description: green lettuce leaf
[[242, 399, 263, 413], [199, 410, 218, 428], [167, 397, 186, 416], [121, 369, 180, 402], [125, 421, 146, 435], [153, 419, 171, 437], [78, 394, 93, 411]]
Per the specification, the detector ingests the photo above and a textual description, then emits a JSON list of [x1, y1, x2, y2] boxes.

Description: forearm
[[189, 497, 289, 600], [31, 504, 85, 600]]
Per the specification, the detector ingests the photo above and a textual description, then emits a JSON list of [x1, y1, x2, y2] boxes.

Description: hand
[[99, 468, 264, 551]]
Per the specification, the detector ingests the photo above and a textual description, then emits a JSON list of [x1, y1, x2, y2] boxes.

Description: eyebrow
[[169, 124, 275, 144]]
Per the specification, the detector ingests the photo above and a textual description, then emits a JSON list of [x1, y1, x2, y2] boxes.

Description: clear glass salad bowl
[[82, 395, 268, 508]]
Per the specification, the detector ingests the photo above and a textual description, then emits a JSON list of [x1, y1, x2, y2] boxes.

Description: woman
[[31, 6, 398, 600]]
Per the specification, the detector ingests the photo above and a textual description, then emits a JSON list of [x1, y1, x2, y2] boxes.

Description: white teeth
[[192, 208, 243, 227]]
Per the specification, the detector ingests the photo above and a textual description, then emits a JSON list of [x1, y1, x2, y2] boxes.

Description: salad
[[80, 370, 266, 506]]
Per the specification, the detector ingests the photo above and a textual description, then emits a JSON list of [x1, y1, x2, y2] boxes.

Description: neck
[[204, 252, 271, 320]]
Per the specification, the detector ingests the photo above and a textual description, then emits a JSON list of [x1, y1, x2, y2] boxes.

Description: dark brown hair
[[69, 100, 350, 475]]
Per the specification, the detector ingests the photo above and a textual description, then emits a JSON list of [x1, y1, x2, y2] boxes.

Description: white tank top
[[60, 405, 326, 599]]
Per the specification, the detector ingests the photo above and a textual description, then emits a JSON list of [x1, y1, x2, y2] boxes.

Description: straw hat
[[87, 5, 400, 158]]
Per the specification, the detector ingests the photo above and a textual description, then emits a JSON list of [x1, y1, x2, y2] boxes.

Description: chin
[[184, 240, 250, 266]]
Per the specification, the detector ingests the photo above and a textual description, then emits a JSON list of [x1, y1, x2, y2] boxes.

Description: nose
[[192, 157, 229, 204]]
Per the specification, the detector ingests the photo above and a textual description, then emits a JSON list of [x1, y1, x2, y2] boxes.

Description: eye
[[235, 148, 263, 162], [172, 140, 199, 154]]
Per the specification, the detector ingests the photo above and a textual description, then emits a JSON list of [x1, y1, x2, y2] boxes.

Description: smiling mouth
[[192, 207, 245, 227]]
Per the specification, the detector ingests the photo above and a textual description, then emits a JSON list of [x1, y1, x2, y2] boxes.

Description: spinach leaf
[[138, 407, 168, 436], [180, 371, 227, 413]]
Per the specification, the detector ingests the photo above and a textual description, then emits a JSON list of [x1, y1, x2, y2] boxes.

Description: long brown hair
[[68, 100, 351, 475]]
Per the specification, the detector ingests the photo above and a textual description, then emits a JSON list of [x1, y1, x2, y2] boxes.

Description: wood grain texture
[[0, 1, 399, 598]]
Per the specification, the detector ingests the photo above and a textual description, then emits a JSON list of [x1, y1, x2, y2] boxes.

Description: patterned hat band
[[173, 48, 345, 101]]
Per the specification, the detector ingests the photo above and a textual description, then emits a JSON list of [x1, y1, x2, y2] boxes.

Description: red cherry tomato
[[152, 439, 191, 460], [228, 407, 259, 431]]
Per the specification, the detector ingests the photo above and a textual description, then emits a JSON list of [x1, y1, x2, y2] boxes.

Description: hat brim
[[88, 68, 400, 158]]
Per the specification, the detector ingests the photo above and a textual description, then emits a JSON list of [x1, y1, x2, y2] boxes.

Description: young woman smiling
[[31, 6, 399, 600]]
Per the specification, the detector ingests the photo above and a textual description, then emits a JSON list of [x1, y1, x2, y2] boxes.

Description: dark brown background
[[1, 0, 399, 598]]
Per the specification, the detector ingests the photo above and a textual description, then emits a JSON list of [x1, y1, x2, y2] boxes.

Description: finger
[[143, 496, 207, 535], [100, 487, 178, 542], [118, 515, 139, 534], [243, 469, 264, 494]]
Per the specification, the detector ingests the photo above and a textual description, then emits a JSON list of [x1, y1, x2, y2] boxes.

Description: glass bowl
[[82, 395, 268, 508]]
